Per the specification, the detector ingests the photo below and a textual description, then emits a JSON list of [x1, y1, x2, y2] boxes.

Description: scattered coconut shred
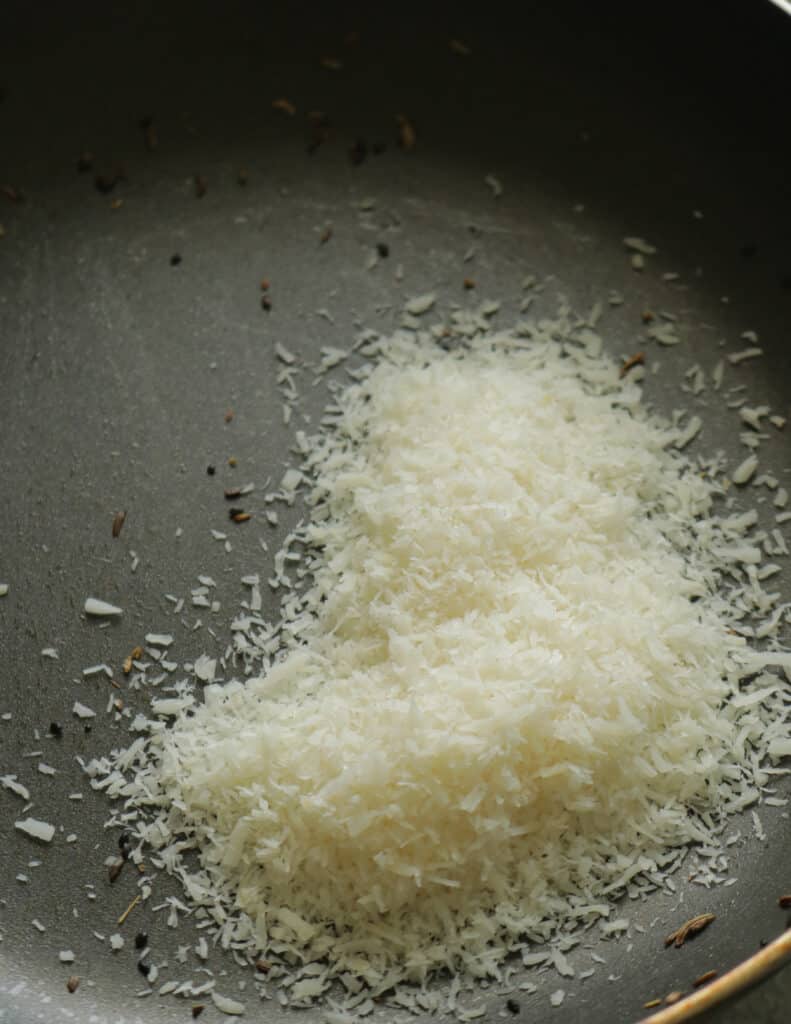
[[86, 313, 791, 1014]]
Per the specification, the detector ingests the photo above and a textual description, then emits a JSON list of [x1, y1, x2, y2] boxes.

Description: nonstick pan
[[2, 2, 791, 1022]]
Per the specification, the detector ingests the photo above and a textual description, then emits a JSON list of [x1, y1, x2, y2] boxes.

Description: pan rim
[[641, 929, 791, 1022]]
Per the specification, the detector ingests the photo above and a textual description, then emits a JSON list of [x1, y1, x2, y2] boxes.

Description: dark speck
[[134, 931, 148, 950], [140, 115, 157, 151], [94, 171, 123, 194], [376, 242, 389, 259], [118, 830, 133, 858], [170, 253, 182, 267], [49, 721, 63, 738], [206, 465, 216, 476], [307, 114, 330, 154], [348, 139, 367, 166], [506, 998, 520, 1014], [137, 960, 151, 978]]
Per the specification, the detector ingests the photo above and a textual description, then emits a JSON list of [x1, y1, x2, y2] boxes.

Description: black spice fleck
[[206, 465, 216, 476], [94, 171, 123, 195], [111, 510, 126, 538], [137, 960, 151, 978], [170, 253, 182, 266], [506, 999, 520, 1014], [1, 184, 24, 203], [348, 139, 367, 166], [140, 116, 157, 151], [49, 721, 63, 738], [376, 242, 390, 259], [134, 931, 148, 950], [307, 114, 330, 154]]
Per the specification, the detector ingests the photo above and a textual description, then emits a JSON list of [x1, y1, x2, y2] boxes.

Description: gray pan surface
[[1, 2, 791, 1021]]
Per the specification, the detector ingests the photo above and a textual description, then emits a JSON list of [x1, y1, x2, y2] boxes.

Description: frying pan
[[2, 2, 791, 1022]]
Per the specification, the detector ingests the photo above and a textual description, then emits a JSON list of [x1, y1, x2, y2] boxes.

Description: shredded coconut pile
[[87, 322, 791, 1001]]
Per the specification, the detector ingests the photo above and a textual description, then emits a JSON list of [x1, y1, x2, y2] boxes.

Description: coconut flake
[[623, 237, 657, 255], [405, 293, 436, 316], [2, 775, 30, 800], [275, 342, 296, 364], [82, 663, 112, 679], [84, 598, 122, 617], [484, 174, 503, 198], [674, 415, 702, 449], [728, 348, 763, 365], [15, 818, 55, 843], [212, 991, 246, 1015], [732, 455, 759, 486], [145, 634, 174, 647], [194, 655, 217, 682]]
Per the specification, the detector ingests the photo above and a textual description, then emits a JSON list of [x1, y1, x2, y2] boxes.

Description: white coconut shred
[[86, 317, 791, 1006]]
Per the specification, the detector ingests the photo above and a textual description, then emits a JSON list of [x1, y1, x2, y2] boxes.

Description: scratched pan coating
[[1, 3, 791, 1023]]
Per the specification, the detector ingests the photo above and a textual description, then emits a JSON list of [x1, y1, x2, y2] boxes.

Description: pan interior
[[1, 3, 790, 1023]]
